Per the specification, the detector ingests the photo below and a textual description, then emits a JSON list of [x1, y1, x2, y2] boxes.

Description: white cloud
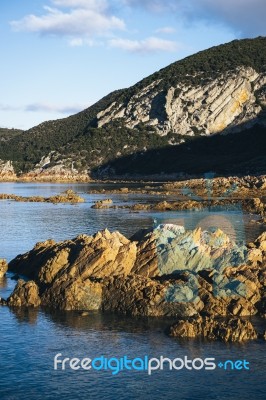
[[109, 36, 178, 53], [0, 102, 87, 114], [122, 0, 177, 13], [156, 26, 176, 34], [124, 0, 266, 37], [52, 0, 107, 9], [68, 37, 83, 46], [24, 102, 87, 114], [195, 0, 266, 37], [0, 104, 19, 111], [68, 37, 97, 46], [10, 0, 125, 39]]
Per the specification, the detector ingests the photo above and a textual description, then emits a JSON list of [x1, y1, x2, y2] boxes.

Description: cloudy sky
[[1, 0, 265, 129]]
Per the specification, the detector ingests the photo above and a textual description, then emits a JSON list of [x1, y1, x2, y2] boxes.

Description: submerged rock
[[91, 199, 113, 209]]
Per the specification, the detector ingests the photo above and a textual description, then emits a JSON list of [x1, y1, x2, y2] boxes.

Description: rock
[[253, 232, 266, 252], [9, 230, 137, 286], [243, 198, 265, 216], [41, 278, 103, 311], [7, 280, 41, 307], [6, 227, 266, 319], [0, 160, 17, 181], [49, 189, 84, 203], [20, 154, 90, 182], [80, 311, 89, 316], [97, 67, 263, 136], [257, 295, 266, 315], [169, 316, 258, 342], [91, 199, 113, 209], [133, 224, 246, 277], [102, 274, 203, 317], [0, 259, 8, 278], [8, 229, 137, 311], [0, 190, 84, 203], [153, 200, 203, 211]]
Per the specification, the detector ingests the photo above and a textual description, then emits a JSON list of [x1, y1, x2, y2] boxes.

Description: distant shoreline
[[0, 173, 266, 184]]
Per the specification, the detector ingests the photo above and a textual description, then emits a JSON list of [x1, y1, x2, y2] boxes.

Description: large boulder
[[102, 274, 204, 317], [7, 229, 136, 311], [41, 277, 103, 311], [132, 224, 247, 277], [9, 229, 137, 286], [7, 280, 41, 307]]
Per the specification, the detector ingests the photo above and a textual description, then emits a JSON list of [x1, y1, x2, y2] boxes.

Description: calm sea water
[[0, 182, 265, 400]]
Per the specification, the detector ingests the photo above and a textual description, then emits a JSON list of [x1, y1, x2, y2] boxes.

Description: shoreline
[[0, 173, 266, 184]]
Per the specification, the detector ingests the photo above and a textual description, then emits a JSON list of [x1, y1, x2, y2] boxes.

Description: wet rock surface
[[91, 199, 113, 209]]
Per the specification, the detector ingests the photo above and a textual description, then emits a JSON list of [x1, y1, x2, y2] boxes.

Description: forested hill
[[0, 37, 265, 176]]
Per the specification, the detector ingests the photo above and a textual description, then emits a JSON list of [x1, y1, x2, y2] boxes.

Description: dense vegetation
[[0, 128, 22, 142], [0, 37, 266, 174]]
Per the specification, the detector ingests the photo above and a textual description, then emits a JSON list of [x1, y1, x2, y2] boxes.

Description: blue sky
[[1, 0, 265, 129]]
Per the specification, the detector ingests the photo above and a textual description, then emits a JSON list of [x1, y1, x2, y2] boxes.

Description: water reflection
[[9, 306, 39, 325], [42, 309, 174, 334], [0, 276, 8, 290]]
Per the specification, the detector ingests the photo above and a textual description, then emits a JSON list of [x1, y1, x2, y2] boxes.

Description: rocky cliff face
[[97, 67, 266, 136], [0, 160, 17, 181]]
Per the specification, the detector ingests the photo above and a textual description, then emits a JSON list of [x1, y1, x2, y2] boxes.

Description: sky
[[0, 0, 265, 130]]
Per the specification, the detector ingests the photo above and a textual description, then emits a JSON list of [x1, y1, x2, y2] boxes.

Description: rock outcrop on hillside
[[97, 67, 266, 136], [0, 160, 17, 181]]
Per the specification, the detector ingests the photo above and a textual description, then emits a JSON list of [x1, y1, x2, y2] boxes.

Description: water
[[0, 183, 265, 400], [0, 183, 262, 261]]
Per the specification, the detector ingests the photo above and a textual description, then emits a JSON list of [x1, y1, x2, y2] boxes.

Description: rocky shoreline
[[92, 197, 266, 226], [1, 224, 266, 342], [0, 171, 266, 189], [87, 175, 266, 197]]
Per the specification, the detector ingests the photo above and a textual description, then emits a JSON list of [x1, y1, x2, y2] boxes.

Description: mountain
[[0, 37, 266, 179]]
